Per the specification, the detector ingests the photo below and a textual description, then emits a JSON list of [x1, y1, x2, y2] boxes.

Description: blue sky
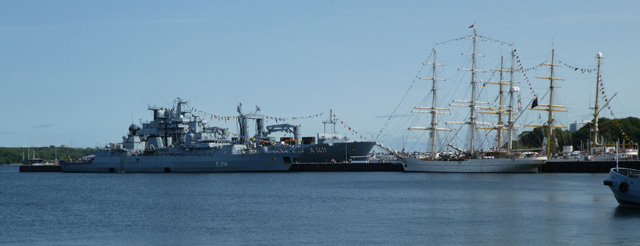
[[1, 0, 638, 150]]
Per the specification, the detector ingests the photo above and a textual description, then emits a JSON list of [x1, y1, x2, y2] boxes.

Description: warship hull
[[60, 153, 297, 173], [401, 157, 546, 173], [297, 141, 376, 163]]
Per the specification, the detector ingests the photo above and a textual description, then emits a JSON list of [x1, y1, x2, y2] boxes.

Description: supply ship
[[239, 108, 376, 163]]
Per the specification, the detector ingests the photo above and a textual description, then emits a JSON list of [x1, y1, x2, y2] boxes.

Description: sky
[[1, 0, 639, 150]]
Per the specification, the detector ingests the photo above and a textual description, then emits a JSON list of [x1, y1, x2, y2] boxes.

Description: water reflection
[[613, 206, 640, 218]]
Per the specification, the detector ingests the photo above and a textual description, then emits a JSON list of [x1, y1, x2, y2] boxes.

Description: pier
[[19, 165, 62, 172], [290, 162, 403, 172], [17, 162, 404, 172], [17, 161, 639, 173], [539, 160, 640, 173]]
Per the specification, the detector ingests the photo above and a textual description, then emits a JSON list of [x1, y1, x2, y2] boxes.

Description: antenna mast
[[323, 109, 336, 134]]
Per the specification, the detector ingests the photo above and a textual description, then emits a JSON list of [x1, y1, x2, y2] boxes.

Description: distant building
[[569, 120, 591, 133]]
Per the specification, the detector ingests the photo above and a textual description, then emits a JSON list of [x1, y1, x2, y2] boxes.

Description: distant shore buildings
[[569, 120, 591, 133]]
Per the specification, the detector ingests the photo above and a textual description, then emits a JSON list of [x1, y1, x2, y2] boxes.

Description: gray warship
[[60, 98, 301, 173]]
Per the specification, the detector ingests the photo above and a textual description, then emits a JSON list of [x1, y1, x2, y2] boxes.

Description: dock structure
[[19, 165, 62, 172], [292, 161, 640, 173], [18, 163, 404, 172], [18, 161, 640, 173], [290, 162, 404, 172], [539, 161, 640, 173]]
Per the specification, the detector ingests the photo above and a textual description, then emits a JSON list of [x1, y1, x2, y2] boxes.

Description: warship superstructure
[[60, 98, 301, 173]]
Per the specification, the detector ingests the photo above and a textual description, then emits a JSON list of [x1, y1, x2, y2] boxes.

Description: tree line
[[0, 146, 95, 164], [514, 117, 640, 153]]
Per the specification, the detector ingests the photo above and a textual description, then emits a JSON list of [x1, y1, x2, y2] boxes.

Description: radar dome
[[128, 124, 140, 134]]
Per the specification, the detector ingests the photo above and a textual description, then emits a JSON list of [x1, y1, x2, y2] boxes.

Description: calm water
[[1, 165, 638, 245]]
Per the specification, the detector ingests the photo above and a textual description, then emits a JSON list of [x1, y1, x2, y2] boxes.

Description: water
[[1, 165, 638, 245]]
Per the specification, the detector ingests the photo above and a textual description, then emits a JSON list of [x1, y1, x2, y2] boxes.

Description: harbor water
[[1, 165, 638, 245]]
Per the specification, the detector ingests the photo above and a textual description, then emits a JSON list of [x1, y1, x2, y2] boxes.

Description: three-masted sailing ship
[[400, 25, 549, 173]]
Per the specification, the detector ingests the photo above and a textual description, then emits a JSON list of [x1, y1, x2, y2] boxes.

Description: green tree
[[0, 147, 95, 164], [511, 117, 640, 154]]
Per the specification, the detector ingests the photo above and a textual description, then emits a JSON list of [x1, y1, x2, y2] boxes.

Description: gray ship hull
[[297, 141, 376, 163], [60, 153, 296, 173]]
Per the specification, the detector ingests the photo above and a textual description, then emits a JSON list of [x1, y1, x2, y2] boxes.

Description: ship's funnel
[[294, 125, 301, 145]]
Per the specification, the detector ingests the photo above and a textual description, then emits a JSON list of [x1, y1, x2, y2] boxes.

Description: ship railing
[[613, 167, 640, 179]]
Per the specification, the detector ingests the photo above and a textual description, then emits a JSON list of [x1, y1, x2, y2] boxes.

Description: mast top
[[322, 109, 336, 134]]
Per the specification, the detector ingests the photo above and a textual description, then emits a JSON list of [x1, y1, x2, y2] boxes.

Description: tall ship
[[397, 25, 548, 173], [60, 98, 301, 173], [547, 52, 638, 162], [237, 107, 376, 163]]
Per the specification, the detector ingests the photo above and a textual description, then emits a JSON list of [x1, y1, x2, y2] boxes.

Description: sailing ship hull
[[401, 157, 547, 173], [603, 168, 640, 207], [60, 152, 297, 173]]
